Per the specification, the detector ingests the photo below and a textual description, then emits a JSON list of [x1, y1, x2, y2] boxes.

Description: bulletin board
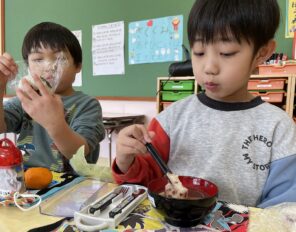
[[4, 0, 293, 99]]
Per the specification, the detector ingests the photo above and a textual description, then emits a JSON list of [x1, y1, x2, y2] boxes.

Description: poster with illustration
[[128, 15, 183, 64], [286, 0, 296, 38]]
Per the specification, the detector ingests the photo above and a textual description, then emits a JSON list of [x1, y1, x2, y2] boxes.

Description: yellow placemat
[[0, 206, 62, 232], [116, 198, 165, 231]]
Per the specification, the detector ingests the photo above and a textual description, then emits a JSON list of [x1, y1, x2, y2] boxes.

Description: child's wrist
[[116, 156, 135, 174], [45, 119, 68, 138]]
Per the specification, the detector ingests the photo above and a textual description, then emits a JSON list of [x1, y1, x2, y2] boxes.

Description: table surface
[[0, 206, 62, 232], [103, 112, 145, 120], [1, 174, 295, 232], [0, 196, 254, 232], [102, 112, 145, 129], [0, 173, 251, 232]]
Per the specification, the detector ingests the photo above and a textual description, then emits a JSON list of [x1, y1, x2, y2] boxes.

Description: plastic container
[[258, 64, 296, 75], [162, 80, 194, 91], [74, 184, 147, 231], [249, 91, 285, 103], [0, 138, 25, 198], [161, 91, 194, 101], [248, 79, 285, 90]]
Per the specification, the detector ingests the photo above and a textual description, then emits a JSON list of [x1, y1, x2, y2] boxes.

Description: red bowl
[[147, 175, 218, 227]]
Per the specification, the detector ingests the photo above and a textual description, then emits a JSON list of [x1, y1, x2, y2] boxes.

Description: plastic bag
[[8, 52, 68, 93], [70, 146, 114, 183], [248, 202, 296, 232]]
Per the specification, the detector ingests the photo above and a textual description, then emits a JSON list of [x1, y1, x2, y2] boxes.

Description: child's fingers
[[117, 124, 153, 154], [131, 124, 153, 143], [16, 88, 32, 109], [117, 136, 148, 154], [18, 78, 40, 100], [0, 62, 11, 76], [0, 53, 17, 77], [32, 74, 50, 96]]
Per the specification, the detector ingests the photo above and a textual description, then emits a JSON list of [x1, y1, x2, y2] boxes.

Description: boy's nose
[[39, 61, 57, 73], [204, 58, 219, 75]]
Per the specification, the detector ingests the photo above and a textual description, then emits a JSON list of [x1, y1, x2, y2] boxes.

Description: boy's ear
[[75, 63, 82, 73], [254, 39, 276, 66]]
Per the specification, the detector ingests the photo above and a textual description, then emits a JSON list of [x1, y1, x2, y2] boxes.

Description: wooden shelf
[[250, 74, 294, 117], [156, 75, 296, 118]]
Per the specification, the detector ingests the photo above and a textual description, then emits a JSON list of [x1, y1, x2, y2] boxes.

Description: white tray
[[74, 184, 147, 231]]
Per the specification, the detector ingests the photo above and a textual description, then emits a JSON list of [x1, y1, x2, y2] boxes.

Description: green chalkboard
[[4, 0, 292, 98]]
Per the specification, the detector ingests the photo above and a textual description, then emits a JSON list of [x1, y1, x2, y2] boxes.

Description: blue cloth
[[258, 154, 296, 208]]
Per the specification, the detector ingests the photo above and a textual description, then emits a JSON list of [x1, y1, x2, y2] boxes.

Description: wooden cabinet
[[157, 75, 296, 118]]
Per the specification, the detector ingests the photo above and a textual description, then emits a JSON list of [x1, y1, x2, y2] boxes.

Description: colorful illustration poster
[[286, 0, 296, 38], [128, 15, 183, 64]]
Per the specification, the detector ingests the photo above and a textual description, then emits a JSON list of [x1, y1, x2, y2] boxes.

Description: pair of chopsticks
[[145, 143, 173, 183]]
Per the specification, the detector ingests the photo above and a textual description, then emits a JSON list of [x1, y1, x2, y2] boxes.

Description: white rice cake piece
[[165, 173, 188, 199]]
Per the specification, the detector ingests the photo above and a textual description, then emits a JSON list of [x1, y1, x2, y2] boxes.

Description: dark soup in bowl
[[147, 175, 218, 227]]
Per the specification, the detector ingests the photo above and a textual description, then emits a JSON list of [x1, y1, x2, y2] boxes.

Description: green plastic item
[[161, 91, 194, 101], [162, 80, 194, 91]]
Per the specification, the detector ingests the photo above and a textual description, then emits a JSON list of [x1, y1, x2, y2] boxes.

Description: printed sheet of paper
[[286, 0, 296, 38], [92, 21, 125, 76], [72, 30, 82, 86]]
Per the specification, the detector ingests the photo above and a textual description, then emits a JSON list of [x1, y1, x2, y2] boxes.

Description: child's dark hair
[[188, 0, 280, 54], [22, 22, 82, 66]]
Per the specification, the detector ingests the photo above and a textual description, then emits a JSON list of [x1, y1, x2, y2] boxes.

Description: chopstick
[[145, 143, 172, 175]]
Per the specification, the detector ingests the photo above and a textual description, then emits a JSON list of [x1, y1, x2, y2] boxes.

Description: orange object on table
[[25, 167, 53, 190]]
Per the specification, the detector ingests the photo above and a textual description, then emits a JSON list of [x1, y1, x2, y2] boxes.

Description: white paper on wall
[[92, 21, 125, 76], [72, 30, 82, 86]]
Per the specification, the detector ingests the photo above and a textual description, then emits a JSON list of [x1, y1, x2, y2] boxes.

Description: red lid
[[0, 138, 22, 166]]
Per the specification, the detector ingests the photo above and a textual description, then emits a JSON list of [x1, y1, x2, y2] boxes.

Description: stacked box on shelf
[[258, 64, 296, 75], [247, 78, 286, 103], [157, 75, 295, 117], [160, 80, 195, 110]]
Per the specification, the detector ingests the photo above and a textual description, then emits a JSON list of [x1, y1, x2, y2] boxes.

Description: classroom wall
[[5, 0, 194, 98], [4, 0, 293, 98]]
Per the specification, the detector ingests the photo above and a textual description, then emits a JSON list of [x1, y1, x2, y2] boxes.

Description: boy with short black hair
[[112, 0, 296, 208], [0, 22, 105, 172]]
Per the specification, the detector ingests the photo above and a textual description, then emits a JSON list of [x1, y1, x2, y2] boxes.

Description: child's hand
[[16, 74, 66, 132], [115, 124, 155, 173], [0, 53, 18, 94]]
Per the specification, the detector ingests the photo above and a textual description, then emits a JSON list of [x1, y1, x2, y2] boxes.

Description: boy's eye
[[31, 59, 43, 63], [220, 52, 237, 57], [56, 55, 66, 60], [193, 52, 204, 57]]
